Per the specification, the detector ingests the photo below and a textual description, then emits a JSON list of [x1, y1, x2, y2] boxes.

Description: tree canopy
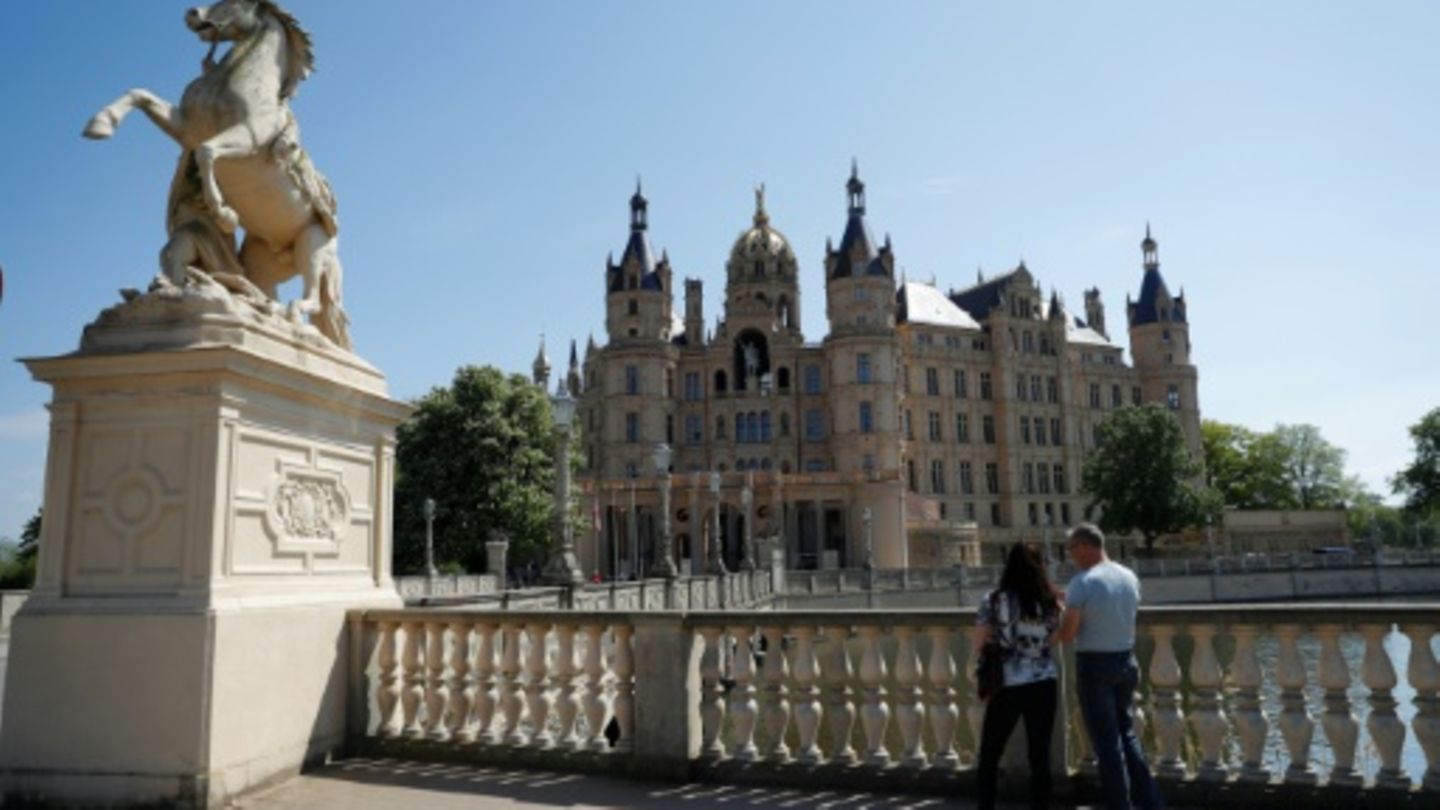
[[393, 366, 560, 575], [1393, 407, 1440, 516], [1201, 420, 1353, 510], [1081, 404, 1207, 551], [0, 507, 40, 589]]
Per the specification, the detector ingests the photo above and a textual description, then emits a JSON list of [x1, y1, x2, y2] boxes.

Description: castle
[[544, 164, 1200, 574]]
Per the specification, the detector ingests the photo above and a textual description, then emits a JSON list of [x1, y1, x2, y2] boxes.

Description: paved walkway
[[238, 758, 991, 809]]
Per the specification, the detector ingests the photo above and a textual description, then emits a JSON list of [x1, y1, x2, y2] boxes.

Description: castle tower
[[605, 180, 674, 345], [1126, 224, 1201, 454], [721, 183, 802, 392], [820, 161, 905, 564], [597, 181, 678, 479]]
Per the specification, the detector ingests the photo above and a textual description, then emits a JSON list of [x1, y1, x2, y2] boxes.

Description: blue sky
[[1, 1, 1437, 538]]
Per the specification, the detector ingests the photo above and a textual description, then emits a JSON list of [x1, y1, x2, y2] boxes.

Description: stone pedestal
[[0, 297, 409, 807]]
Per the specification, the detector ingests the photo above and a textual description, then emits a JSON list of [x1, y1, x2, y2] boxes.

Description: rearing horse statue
[[84, 0, 350, 350]]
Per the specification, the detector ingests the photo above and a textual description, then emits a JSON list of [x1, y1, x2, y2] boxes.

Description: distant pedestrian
[[971, 542, 1061, 810], [1053, 523, 1163, 810]]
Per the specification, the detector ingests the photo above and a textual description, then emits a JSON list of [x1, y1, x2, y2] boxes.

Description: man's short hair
[[1068, 523, 1105, 549]]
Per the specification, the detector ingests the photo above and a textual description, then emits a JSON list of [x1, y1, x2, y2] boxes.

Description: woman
[[971, 542, 1062, 810]]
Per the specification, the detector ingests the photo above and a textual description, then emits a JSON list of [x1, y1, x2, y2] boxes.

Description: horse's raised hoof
[[83, 113, 115, 140]]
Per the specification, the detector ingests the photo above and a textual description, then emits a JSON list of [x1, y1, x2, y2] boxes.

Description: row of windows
[[912, 459, 1001, 496], [675, 410, 831, 445], [1007, 328, 1057, 356], [913, 332, 987, 351], [1021, 462, 1069, 495], [1088, 383, 1143, 409], [673, 365, 825, 400]]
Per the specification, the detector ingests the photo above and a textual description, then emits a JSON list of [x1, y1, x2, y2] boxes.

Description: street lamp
[[423, 496, 438, 579], [739, 478, 755, 572], [708, 471, 726, 574], [542, 381, 584, 586], [649, 442, 678, 579]]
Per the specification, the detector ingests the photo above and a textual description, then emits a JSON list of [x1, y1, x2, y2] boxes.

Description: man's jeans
[[1075, 651, 1164, 810]]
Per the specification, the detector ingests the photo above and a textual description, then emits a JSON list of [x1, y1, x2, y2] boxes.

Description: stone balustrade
[[351, 604, 1440, 805]]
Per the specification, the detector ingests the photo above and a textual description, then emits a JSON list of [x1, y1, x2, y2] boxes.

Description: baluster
[[1229, 624, 1269, 783], [400, 621, 426, 738], [1405, 623, 1440, 792], [375, 620, 401, 738], [473, 621, 499, 744], [612, 623, 635, 752], [1187, 625, 1227, 781], [965, 648, 986, 766], [698, 626, 727, 760], [727, 625, 760, 761], [925, 625, 959, 770], [1147, 624, 1187, 779], [524, 622, 553, 747], [858, 625, 891, 767], [581, 623, 610, 751], [1275, 623, 1317, 784], [1316, 623, 1361, 787], [447, 620, 473, 742], [424, 621, 450, 739], [822, 625, 857, 764], [553, 622, 580, 748], [790, 626, 822, 765], [499, 622, 526, 745], [759, 625, 792, 762], [1361, 623, 1409, 789], [894, 625, 926, 768]]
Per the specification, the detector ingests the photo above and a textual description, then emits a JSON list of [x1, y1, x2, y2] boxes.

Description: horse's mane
[[257, 0, 314, 100]]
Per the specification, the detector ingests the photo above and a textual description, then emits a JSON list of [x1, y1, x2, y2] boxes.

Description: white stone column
[[821, 624, 857, 764], [1229, 624, 1269, 783], [1405, 623, 1440, 792], [1316, 623, 1361, 787], [1275, 623, 1317, 785], [790, 626, 822, 765], [1361, 623, 1409, 789], [629, 616, 702, 777]]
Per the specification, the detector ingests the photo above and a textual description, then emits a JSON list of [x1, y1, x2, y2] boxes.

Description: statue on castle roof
[[83, 1, 350, 350]]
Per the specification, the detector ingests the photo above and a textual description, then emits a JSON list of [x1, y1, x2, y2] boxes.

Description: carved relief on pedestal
[[263, 463, 351, 554], [71, 428, 190, 594]]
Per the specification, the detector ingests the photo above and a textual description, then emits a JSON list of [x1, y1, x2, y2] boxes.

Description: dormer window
[[753, 260, 764, 278], [627, 299, 638, 316]]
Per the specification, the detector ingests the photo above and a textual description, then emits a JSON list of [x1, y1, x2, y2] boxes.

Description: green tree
[[393, 366, 560, 575], [0, 508, 40, 589], [1393, 407, 1440, 516], [1273, 424, 1348, 509], [1200, 420, 1295, 509], [1082, 404, 1207, 552]]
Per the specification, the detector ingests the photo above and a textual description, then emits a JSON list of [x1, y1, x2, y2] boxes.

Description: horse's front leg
[[195, 123, 263, 234], [84, 89, 181, 143]]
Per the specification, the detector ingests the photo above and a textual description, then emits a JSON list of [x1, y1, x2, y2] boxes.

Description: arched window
[[753, 260, 764, 278], [761, 411, 772, 442], [627, 299, 638, 316], [715, 370, 727, 393], [777, 367, 790, 389]]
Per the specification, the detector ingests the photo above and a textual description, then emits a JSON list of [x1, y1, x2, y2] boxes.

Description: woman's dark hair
[[999, 542, 1059, 619]]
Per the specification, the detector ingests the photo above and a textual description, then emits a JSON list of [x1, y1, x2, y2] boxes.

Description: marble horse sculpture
[[84, 0, 350, 349]]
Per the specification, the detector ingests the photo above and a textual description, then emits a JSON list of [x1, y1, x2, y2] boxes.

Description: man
[[1053, 523, 1163, 810]]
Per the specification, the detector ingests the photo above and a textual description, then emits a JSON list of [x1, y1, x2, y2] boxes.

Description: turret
[[684, 278, 704, 346], [604, 180, 674, 343], [1084, 287, 1107, 338], [532, 334, 551, 389], [1126, 224, 1201, 454], [824, 160, 897, 336], [566, 339, 581, 397]]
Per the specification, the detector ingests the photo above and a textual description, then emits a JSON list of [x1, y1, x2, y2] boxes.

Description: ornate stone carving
[[83, 1, 350, 349], [263, 462, 351, 554]]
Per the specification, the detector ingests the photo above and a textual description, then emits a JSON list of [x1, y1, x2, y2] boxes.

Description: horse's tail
[[317, 249, 350, 350]]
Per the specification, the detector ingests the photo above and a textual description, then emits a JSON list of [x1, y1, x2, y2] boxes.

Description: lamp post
[[708, 471, 726, 575], [649, 443, 678, 579], [423, 496, 438, 579], [542, 382, 584, 586], [739, 476, 755, 572]]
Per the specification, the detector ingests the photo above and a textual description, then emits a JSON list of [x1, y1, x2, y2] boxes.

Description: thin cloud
[[0, 408, 47, 440]]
